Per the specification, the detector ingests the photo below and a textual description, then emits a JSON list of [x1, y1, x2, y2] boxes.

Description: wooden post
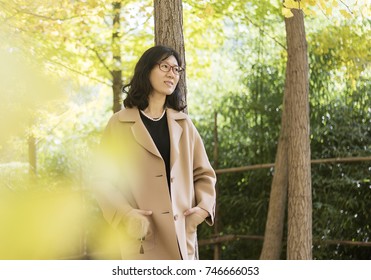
[[213, 111, 221, 260]]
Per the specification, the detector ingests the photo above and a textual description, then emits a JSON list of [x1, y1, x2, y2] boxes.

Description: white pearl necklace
[[140, 109, 166, 121]]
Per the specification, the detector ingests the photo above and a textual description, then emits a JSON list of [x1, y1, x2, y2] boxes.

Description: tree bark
[[260, 98, 288, 259], [285, 9, 312, 260], [112, 1, 123, 113], [154, 0, 187, 109]]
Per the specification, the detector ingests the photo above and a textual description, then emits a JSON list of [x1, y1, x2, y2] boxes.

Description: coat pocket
[[123, 214, 156, 255], [137, 220, 156, 254], [185, 213, 205, 256], [185, 213, 205, 233]]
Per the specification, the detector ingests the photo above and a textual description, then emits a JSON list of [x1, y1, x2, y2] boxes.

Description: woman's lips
[[164, 81, 174, 87]]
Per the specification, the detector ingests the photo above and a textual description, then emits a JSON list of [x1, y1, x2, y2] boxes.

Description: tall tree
[[261, 7, 312, 261], [111, 0, 123, 113], [280, 0, 367, 259], [285, 7, 312, 259], [260, 1, 311, 261], [154, 0, 187, 108], [260, 0, 366, 259]]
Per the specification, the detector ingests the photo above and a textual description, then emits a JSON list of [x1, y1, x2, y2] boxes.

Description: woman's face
[[149, 55, 180, 97]]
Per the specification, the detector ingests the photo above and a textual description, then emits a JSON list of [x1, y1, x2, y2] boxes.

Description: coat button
[[173, 214, 178, 221], [170, 177, 174, 183]]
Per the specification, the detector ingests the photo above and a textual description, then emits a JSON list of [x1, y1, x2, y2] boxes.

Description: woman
[[94, 45, 216, 260]]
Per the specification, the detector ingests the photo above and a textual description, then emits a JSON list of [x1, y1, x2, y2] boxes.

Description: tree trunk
[[285, 9, 312, 260], [213, 111, 221, 260], [260, 99, 288, 259], [154, 0, 187, 109], [112, 1, 123, 113]]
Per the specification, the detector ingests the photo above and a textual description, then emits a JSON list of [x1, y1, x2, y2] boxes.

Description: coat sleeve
[[191, 121, 217, 226], [92, 114, 133, 228]]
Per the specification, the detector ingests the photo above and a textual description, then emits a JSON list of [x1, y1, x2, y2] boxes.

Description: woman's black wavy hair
[[123, 45, 186, 111]]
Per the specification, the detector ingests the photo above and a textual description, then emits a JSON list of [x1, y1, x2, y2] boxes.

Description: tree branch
[[316, 2, 331, 20], [87, 46, 114, 77], [45, 58, 111, 86], [339, 0, 353, 14], [121, 14, 153, 41], [242, 15, 287, 50], [0, 1, 96, 22], [0, 12, 19, 25], [16, 10, 81, 21]]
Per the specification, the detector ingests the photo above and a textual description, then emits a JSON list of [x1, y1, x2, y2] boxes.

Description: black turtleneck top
[[139, 111, 171, 191]]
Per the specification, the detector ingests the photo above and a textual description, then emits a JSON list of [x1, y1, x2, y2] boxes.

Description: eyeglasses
[[157, 62, 184, 75]]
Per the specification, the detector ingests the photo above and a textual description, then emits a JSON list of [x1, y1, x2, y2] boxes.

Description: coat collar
[[117, 107, 185, 170]]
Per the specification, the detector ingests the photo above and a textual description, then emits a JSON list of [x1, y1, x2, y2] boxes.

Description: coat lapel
[[167, 109, 186, 170], [118, 108, 162, 158], [118, 107, 187, 165], [131, 122, 162, 158]]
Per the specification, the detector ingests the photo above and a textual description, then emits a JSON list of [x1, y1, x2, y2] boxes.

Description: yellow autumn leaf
[[88, 0, 98, 8], [326, 7, 333, 15], [351, 79, 356, 90], [113, 22, 120, 29], [318, 0, 326, 9], [98, 10, 105, 18], [282, 7, 294, 18], [361, 6, 371, 17], [340, 9, 353, 18], [205, 4, 215, 16], [307, 0, 316, 6], [283, 0, 300, 9], [302, 6, 316, 16]]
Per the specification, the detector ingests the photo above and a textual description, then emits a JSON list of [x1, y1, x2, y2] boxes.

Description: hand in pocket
[[184, 206, 208, 233], [124, 209, 153, 239]]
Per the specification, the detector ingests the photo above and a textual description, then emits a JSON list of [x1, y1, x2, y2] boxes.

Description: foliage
[[195, 65, 370, 260], [0, 0, 153, 85], [309, 72, 370, 258], [194, 58, 285, 259], [282, 0, 370, 18]]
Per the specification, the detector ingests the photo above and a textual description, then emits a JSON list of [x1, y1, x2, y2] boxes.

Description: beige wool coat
[[94, 107, 216, 260]]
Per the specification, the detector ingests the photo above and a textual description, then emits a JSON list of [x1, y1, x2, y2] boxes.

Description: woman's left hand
[[184, 206, 209, 219]]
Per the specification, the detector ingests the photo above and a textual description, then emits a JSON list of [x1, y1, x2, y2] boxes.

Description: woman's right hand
[[124, 209, 153, 239]]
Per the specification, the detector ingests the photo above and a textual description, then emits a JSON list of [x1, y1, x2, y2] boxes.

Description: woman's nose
[[166, 70, 175, 78]]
